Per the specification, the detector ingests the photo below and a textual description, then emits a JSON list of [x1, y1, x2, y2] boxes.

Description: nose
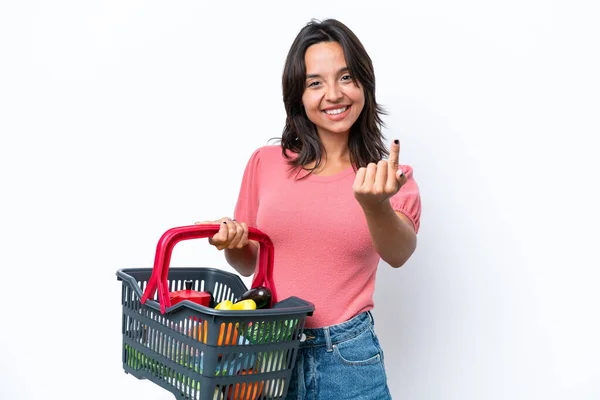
[[324, 82, 343, 102]]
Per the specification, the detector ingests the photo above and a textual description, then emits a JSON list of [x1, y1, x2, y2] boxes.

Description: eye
[[307, 80, 321, 88], [341, 74, 353, 82]]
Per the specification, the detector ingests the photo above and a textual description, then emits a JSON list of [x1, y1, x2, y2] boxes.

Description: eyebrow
[[306, 67, 350, 79]]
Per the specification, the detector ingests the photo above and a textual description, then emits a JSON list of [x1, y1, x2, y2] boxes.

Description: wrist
[[361, 199, 394, 217]]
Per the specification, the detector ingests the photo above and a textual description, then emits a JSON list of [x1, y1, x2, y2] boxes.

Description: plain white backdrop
[[1, 1, 599, 399]]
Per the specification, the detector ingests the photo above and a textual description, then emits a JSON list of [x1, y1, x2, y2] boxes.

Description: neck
[[303, 129, 352, 175], [317, 130, 351, 164]]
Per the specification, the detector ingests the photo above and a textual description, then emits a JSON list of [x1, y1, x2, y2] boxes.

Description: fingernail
[[394, 139, 399, 145]]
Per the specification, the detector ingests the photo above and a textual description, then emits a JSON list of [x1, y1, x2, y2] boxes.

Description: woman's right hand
[[194, 217, 250, 250]]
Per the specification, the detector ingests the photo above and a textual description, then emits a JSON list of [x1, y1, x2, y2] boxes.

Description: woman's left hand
[[353, 139, 407, 211]]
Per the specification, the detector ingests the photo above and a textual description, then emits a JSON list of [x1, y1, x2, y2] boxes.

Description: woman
[[198, 18, 421, 400]]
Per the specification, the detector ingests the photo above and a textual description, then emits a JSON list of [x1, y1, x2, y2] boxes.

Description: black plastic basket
[[116, 225, 314, 399]]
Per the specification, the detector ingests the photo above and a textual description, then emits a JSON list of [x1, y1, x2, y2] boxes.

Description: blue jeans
[[285, 311, 392, 400]]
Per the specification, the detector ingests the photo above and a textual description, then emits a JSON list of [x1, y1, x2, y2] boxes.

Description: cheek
[[302, 94, 321, 120], [352, 90, 366, 116], [302, 91, 319, 110], [353, 87, 366, 105]]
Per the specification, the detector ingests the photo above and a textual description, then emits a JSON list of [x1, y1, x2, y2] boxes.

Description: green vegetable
[[123, 344, 227, 392], [238, 318, 299, 344]]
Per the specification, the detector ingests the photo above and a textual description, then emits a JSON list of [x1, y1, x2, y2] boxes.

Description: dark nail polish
[[394, 139, 399, 145]]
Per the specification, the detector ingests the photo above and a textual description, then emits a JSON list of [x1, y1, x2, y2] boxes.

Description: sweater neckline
[[303, 165, 356, 183], [281, 148, 356, 183]]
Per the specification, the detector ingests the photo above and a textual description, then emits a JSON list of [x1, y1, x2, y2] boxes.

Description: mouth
[[322, 106, 349, 115]]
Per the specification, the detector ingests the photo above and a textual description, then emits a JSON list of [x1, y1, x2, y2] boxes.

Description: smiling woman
[[280, 19, 388, 176], [301, 42, 365, 139], [197, 18, 421, 400]]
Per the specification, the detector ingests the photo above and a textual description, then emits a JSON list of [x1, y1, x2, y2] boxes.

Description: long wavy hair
[[277, 18, 388, 178]]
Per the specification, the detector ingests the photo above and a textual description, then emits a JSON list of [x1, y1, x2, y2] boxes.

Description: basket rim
[[116, 267, 315, 317]]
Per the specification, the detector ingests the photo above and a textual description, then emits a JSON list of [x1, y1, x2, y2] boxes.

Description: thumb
[[210, 221, 229, 249]]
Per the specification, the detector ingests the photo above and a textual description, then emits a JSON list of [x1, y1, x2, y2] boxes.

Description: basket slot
[[218, 352, 237, 376], [172, 279, 207, 292], [216, 374, 287, 400], [221, 377, 265, 400], [212, 281, 235, 304], [181, 278, 204, 292], [124, 338, 203, 380], [264, 376, 286, 399], [255, 349, 289, 374], [123, 309, 209, 374], [187, 317, 206, 342], [237, 317, 301, 345], [226, 351, 258, 376]]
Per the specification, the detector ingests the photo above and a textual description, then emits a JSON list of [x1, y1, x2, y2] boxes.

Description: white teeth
[[324, 106, 348, 115]]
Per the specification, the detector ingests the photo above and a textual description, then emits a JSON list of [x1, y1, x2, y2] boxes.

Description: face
[[302, 41, 365, 138]]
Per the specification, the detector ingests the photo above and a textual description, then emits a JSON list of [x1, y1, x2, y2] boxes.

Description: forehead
[[304, 41, 347, 73]]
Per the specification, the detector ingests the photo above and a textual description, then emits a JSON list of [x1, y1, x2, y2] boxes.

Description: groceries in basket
[[116, 224, 314, 400], [238, 286, 272, 309], [170, 279, 215, 307]]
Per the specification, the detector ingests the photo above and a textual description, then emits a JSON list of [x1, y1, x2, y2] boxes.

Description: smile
[[323, 106, 349, 115]]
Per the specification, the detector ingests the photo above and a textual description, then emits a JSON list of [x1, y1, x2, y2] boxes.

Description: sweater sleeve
[[233, 148, 262, 227], [390, 165, 422, 234]]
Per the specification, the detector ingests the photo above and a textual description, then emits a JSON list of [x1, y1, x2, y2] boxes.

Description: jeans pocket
[[332, 328, 382, 366]]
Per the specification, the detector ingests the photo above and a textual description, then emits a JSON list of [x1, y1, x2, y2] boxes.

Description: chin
[[327, 126, 354, 135], [316, 121, 354, 135]]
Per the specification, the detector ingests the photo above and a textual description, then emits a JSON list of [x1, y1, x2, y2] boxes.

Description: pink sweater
[[234, 145, 421, 328]]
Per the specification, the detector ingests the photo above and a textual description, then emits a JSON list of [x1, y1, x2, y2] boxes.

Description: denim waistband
[[299, 311, 374, 350]]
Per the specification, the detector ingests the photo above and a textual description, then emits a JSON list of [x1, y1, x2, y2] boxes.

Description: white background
[[1, 1, 599, 399]]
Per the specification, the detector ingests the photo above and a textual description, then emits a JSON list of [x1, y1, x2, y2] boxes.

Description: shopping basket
[[116, 224, 315, 399]]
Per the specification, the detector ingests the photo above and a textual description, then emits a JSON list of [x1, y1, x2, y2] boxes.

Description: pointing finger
[[388, 139, 400, 175]]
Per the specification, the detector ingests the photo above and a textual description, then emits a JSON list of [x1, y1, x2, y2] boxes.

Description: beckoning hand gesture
[[353, 139, 407, 211]]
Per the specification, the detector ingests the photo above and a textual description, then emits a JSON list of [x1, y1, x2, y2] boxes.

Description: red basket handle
[[140, 224, 276, 314]]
